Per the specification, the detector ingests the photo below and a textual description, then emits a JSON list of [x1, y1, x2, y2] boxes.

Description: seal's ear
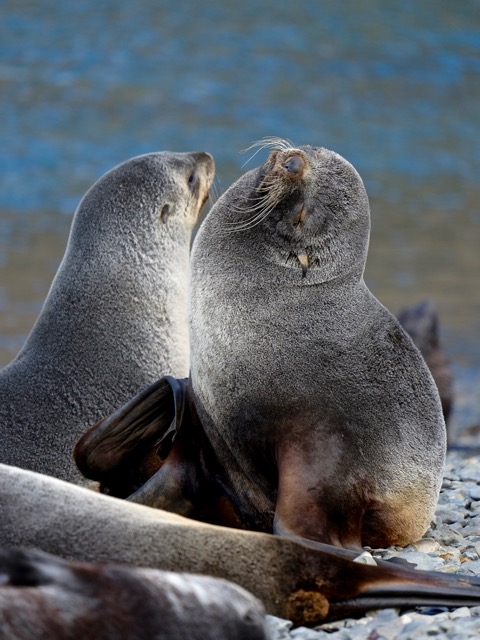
[[73, 376, 188, 498]]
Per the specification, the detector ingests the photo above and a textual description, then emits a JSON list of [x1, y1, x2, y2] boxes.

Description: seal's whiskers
[[240, 137, 294, 168], [225, 174, 284, 232]]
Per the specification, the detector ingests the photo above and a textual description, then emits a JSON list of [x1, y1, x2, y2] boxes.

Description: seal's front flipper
[[73, 376, 188, 498], [126, 434, 202, 516]]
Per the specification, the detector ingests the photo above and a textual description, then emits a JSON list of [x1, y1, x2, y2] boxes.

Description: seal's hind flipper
[[73, 376, 188, 498], [268, 536, 480, 624], [325, 552, 480, 623]]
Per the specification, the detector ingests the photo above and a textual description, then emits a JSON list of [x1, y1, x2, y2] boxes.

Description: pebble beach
[[267, 450, 480, 639]]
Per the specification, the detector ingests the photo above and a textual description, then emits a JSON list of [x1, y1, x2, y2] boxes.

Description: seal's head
[[72, 151, 215, 249], [212, 139, 370, 284]]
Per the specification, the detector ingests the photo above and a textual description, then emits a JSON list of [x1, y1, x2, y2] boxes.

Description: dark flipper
[[73, 376, 188, 497], [74, 376, 239, 523], [125, 384, 239, 523], [326, 555, 480, 623], [274, 536, 480, 625]]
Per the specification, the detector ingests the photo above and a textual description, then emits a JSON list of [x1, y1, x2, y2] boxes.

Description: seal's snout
[[191, 151, 215, 174], [282, 154, 305, 176]]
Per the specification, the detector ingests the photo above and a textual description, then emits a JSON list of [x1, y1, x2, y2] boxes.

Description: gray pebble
[[412, 539, 441, 553], [460, 560, 480, 575], [450, 607, 472, 619], [436, 507, 465, 524], [290, 627, 331, 639], [394, 550, 445, 571], [469, 486, 480, 501], [458, 468, 480, 483]]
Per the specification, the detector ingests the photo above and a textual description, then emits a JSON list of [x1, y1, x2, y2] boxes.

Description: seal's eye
[[188, 171, 196, 192]]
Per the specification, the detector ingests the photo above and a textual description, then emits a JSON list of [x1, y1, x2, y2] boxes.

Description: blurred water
[[1, 0, 479, 428]]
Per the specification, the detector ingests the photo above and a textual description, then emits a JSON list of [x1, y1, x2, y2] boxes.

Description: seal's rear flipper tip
[[324, 556, 480, 624], [283, 537, 480, 626]]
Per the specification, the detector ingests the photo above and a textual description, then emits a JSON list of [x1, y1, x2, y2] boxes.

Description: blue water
[[2, 1, 480, 210], [1, 0, 479, 427]]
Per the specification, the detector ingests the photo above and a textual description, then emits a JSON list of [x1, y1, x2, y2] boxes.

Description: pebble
[[469, 486, 480, 501], [412, 539, 441, 553], [267, 451, 480, 639]]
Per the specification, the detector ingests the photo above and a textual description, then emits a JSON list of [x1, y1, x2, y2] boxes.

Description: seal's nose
[[189, 152, 215, 175], [282, 154, 305, 175]]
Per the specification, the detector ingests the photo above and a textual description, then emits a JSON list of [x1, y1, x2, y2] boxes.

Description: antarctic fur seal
[[0, 151, 214, 484], [2, 464, 480, 627], [186, 141, 446, 548], [74, 140, 446, 549], [0, 548, 270, 640]]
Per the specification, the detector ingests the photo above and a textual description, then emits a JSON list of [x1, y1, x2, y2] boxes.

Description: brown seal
[[0, 151, 214, 484], [0, 548, 270, 640], [75, 140, 446, 550], [2, 463, 480, 628]]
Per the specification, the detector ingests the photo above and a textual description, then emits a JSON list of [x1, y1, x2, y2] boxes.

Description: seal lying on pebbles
[[0, 151, 214, 484], [2, 463, 480, 628], [76, 140, 446, 549], [0, 548, 270, 640]]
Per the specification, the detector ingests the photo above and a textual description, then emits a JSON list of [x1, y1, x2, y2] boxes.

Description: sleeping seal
[[0, 151, 214, 484]]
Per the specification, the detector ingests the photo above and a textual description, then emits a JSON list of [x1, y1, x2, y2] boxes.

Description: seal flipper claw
[[74, 376, 188, 498]]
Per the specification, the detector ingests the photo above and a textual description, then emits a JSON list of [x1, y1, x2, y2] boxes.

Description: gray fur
[[189, 144, 446, 547], [0, 548, 270, 640], [0, 462, 335, 620], [0, 151, 214, 483], [3, 464, 480, 625]]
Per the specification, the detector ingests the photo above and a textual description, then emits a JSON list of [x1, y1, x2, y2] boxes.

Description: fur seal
[[186, 141, 447, 548], [397, 299, 453, 424], [0, 151, 214, 484], [0, 548, 270, 640], [2, 464, 480, 627], [81, 140, 447, 550]]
